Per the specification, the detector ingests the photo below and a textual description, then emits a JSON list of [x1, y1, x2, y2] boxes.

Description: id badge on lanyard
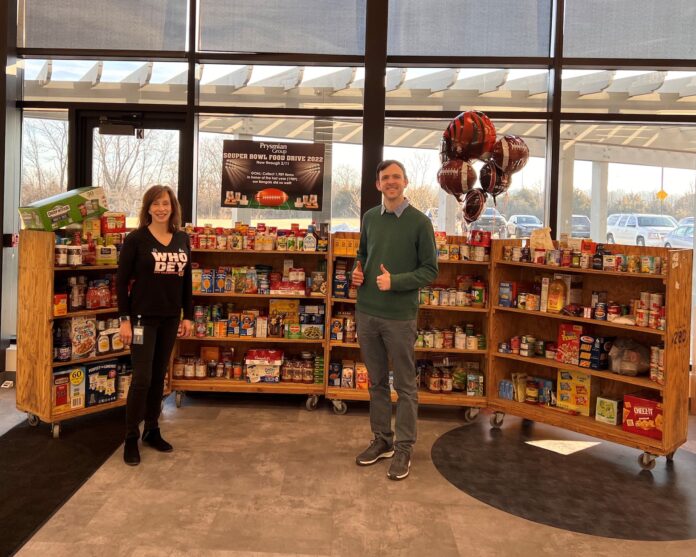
[[133, 315, 144, 345]]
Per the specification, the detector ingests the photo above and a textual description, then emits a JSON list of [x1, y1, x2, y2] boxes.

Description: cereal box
[[70, 317, 97, 360], [555, 324, 583, 366], [596, 396, 622, 425], [341, 359, 355, 388], [623, 393, 663, 440], [328, 361, 342, 387], [556, 369, 598, 416]]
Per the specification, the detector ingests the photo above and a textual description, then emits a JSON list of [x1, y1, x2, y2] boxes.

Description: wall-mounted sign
[[221, 140, 325, 211]]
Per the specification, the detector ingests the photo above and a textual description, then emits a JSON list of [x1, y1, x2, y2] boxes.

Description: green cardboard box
[[19, 187, 109, 231]]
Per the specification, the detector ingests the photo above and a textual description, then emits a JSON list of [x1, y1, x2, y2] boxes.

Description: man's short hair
[[376, 160, 408, 181]]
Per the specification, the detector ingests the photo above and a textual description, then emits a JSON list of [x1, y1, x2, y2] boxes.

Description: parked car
[[677, 216, 694, 226], [606, 213, 677, 246], [470, 207, 508, 239], [663, 224, 694, 248], [571, 214, 591, 238], [506, 215, 543, 238]]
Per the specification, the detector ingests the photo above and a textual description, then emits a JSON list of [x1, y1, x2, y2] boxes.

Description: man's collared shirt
[[380, 197, 410, 218]]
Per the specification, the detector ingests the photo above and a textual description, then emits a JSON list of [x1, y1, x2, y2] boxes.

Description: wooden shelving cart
[[488, 239, 692, 469], [170, 247, 329, 411], [326, 233, 489, 418], [16, 229, 134, 438]]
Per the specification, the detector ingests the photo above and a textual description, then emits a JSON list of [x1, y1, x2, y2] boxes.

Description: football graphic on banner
[[254, 188, 289, 207]]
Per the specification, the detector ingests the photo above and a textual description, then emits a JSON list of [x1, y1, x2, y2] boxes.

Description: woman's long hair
[[138, 185, 182, 233]]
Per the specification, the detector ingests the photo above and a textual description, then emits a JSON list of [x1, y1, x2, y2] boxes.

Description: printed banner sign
[[221, 140, 325, 211]]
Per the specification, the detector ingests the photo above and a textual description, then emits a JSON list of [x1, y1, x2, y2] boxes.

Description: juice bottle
[[546, 278, 567, 313]]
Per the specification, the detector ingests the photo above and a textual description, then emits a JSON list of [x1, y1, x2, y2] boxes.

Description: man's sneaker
[[387, 451, 411, 480], [356, 438, 394, 466]]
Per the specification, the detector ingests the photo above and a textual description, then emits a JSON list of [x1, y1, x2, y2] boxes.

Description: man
[[352, 160, 438, 480]]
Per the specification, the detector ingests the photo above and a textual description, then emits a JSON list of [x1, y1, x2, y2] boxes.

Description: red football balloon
[[491, 135, 529, 174], [439, 134, 456, 163], [437, 160, 477, 201], [446, 111, 497, 161], [255, 188, 288, 207], [461, 188, 488, 224], [479, 161, 511, 198]]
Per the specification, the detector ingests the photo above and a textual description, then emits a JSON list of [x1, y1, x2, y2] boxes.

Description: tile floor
[[4, 390, 696, 557]]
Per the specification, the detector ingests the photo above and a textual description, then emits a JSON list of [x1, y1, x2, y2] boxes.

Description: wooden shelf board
[[171, 379, 324, 394], [494, 306, 665, 337], [495, 260, 666, 281], [331, 297, 356, 304], [325, 387, 486, 407], [52, 398, 126, 421], [192, 248, 326, 256], [52, 350, 131, 368], [54, 307, 119, 319], [328, 342, 486, 355], [489, 398, 666, 453], [493, 352, 664, 391], [419, 305, 488, 313], [54, 265, 119, 271], [177, 336, 324, 344], [437, 259, 490, 266], [193, 292, 324, 300]]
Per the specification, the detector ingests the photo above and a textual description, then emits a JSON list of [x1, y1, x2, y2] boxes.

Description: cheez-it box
[[623, 393, 663, 440]]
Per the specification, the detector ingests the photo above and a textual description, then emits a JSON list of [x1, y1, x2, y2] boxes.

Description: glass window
[[385, 68, 548, 113], [22, 60, 189, 105], [20, 0, 187, 51], [199, 65, 364, 110], [197, 115, 362, 233], [20, 110, 69, 206], [383, 118, 547, 237], [198, 0, 366, 55], [92, 129, 180, 225], [387, 0, 551, 57], [558, 122, 696, 247], [561, 70, 696, 116], [564, 0, 696, 59]]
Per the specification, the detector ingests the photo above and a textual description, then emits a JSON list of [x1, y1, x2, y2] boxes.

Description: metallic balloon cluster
[[437, 110, 530, 224]]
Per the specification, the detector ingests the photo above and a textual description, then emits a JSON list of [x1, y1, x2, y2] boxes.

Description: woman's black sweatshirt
[[116, 227, 194, 320]]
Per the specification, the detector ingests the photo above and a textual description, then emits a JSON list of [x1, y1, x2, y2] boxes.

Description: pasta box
[[623, 393, 663, 440], [19, 187, 108, 231]]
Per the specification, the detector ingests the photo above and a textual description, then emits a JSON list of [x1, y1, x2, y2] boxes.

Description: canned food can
[[455, 332, 467, 349], [607, 303, 621, 321], [639, 291, 651, 309], [533, 249, 546, 264], [473, 246, 486, 262], [419, 288, 430, 305], [627, 255, 640, 273], [456, 290, 469, 306], [534, 340, 546, 356], [571, 251, 581, 268], [430, 288, 441, 306], [447, 288, 458, 306], [635, 308, 649, 327], [640, 255, 655, 274], [580, 253, 592, 269], [521, 247, 531, 262], [460, 244, 470, 261], [466, 335, 479, 351], [449, 244, 460, 260], [583, 306, 592, 318], [433, 330, 444, 349], [546, 249, 561, 266], [477, 334, 486, 350], [512, 247, 522, 262], [648, 310, 660, 329], [518, 292, 527, 309], [415, 331, 424, 348], [423, 331, 434, 348], [649, 292, 664, 311], [561, 249, 572, 267], [443, 331, 454, 349], [594, 302, 607, 320], [654, 256, 663, 275], [465, 323, 475, 336], [499, 342, 510, 353], [510, 336, 521, 353], [439, 289, 450, 307]]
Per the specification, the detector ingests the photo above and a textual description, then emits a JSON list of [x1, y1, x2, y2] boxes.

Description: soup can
[[419, 288, 431, 305], [649, 293, 664, 311], [466, 335, 479, 351], [455, 331, 467, 349], [423, 331, 434, 348], [635, 308, 649, 327], [433, 330, 444, 349], [648, 310, 660, 329]]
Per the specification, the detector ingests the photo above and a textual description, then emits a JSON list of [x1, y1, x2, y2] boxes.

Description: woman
[[117, 185, 193, 466]]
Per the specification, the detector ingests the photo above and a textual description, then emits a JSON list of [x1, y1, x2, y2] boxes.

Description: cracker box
[[355, 362, 369, 389], [555, 324, 583, 366], [623, 393, 663, 440], [556, 369, 598, 416], [53, 366, 86, 412], [19, 187, 108, 231], [85, 360, 118, 407], [596, 396, 623, 425]]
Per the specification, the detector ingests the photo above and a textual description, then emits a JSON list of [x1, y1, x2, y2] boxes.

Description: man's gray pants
[[356, 310, 418, 454]]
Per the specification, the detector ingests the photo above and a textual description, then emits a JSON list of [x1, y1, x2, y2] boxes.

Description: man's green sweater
[[355, 204, 438, 320]]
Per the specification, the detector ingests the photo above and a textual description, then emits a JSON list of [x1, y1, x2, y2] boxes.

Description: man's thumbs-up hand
[[376, 264, 391, 291]]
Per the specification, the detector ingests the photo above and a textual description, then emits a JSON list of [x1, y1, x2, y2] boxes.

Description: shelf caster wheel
[[175, 391, 183, 408], [332, 400, 348, 415], [463, 407, 479, 423], [639, 452, 656, 471], [666, 451, 676, 462], [51, 423, 61, 439], [305, 395, 319, 411], [27, 413, 40, 427], [490, 412, 505, 429]]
